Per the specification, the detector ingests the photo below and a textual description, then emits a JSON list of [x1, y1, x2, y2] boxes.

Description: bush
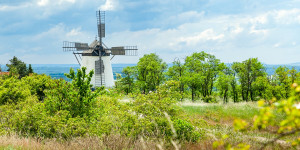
[[203, 96, 218, 103], [174, 119, 201, 142], [22, 74, 52, 101], [0, 77, 31, 105], [116, 81, 200, 142]]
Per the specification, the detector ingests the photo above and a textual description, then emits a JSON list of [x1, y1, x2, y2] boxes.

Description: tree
[[184, 52, 222, 101], [46, 67, 101, 118], [252, 76, 272, 100], [232, 58, 265, 101], [167, 58, 186, 101], [136, 53, 167, 94], [6, 56, 28, 78], [275, 66, 290, 99], [120, 66, 136, 94], [216, 72, 232, 103], [229, 65, 239, 102], [28, 64, 34, 74]]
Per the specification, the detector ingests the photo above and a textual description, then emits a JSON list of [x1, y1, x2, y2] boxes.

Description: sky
[[1, 0, 300, 65]]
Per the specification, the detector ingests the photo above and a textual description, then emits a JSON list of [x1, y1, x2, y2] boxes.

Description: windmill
[[63, 11, 138, 87]]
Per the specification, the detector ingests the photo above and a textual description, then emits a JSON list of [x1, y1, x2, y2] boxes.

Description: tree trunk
[[192, 88, 195, 102]]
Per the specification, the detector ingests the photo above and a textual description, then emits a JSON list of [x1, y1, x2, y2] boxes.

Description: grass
[[0, 101, 295, 150], [181, 102, 260, 121], [0, 134, 158, 150], [179, 101, 297, 150]]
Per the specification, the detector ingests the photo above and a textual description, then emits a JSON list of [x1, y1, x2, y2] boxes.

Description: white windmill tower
[[63, 10, 138, 87]]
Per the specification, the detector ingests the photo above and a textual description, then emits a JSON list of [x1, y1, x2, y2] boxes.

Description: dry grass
[[0, 134, 160, 150]]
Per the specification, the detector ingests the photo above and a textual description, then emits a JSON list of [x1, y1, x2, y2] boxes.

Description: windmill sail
[[63, 41, 90, 51], [110, 46, 138, 56], [97, 11, 105, 43]]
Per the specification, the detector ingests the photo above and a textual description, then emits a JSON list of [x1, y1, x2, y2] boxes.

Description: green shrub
[[0, 77, 31, 105], [22, 74, 52, 101], [203, 96, 218, 103], [116, 81, 200, 142], [173, 119, 201, 142]]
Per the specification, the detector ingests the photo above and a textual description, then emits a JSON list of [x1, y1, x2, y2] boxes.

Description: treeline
[[116, 52, 300, 103]]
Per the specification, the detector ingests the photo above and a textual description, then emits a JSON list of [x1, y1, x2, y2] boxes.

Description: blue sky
[[1, 0, 300, 64]]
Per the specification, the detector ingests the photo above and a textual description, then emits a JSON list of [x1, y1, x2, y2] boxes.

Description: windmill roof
[[0, 72, 9, 76], [82, 49, 94, 53]]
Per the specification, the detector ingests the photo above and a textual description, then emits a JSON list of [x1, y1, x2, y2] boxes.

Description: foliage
[[22, 74, 52, 101], [28, 64, 34, 74], [123, 80, 200, 142], [6, 56, 29, 78], [117, 66, 137, 94], [167, 58, 186, 101], [184, 51, 223, 101], [232, 58, 265, 101], [231, 83, 300, 149], [136, 53, 167, 94], [216, 71, 233, 103], [47, 67, 101, 118], [0, 76, 31, 104]]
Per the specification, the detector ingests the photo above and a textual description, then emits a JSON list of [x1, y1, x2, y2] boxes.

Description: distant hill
[[289, 62, 300, 66]]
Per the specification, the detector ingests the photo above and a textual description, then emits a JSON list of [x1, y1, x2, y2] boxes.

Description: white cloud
[[179, 29, 224, 46], [2, 1, 300, 64], [66, 27, 82, 37], [37, 0, 49, 6], [232, 26, 243, 34], [104, 8, 300, 64], [37, 0, 76, 7], [99, 0, 118, 11], [0, 3, 31, 11]]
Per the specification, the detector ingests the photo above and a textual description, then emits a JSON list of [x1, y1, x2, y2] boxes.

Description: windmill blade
[[110, 46, 138, 56], [63, 41, 90, 51], [97, 11, 105, 39]]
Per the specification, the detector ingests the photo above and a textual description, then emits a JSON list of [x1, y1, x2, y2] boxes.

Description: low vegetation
[[0, 54, 299, 150]]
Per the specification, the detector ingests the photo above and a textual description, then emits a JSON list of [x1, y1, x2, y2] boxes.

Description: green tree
[[167, 58, 186, 101], [232, 58, 265, 101], [6, 56, 28, 78], [136, 53, 167, 94], [45, 67, 101, 118], [275, 66, 290, 99], [216, 71, 232, 103], [28, 64, 34, 74], [289, 67, 299, 84], [252, 76, 272, 100], [229, 65, 239, 102], [120, 66, 136, 94], [65, 67, 100, 117], [184, 52, 222, 101]]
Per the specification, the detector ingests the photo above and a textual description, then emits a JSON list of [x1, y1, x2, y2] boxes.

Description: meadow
[[0, 101, 296, 150]]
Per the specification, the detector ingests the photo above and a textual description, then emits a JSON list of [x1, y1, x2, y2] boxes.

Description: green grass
[[179, 102, 297, 149], [181, 102, 260, 121]]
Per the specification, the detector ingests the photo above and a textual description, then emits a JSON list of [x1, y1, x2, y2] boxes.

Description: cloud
[[99, 0, 119, 11], [0, 3, 31, 11], [104, 8, 300, 64], [179, 29, 224, 46], [36, 0, 76, 7], [2, 1, 300, 64]]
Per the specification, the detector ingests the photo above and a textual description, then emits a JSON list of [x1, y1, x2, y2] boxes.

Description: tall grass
[[181, 102, 259, 121]]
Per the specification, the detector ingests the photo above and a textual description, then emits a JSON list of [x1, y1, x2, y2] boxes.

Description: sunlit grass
[[181, 102, 259, 121]]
